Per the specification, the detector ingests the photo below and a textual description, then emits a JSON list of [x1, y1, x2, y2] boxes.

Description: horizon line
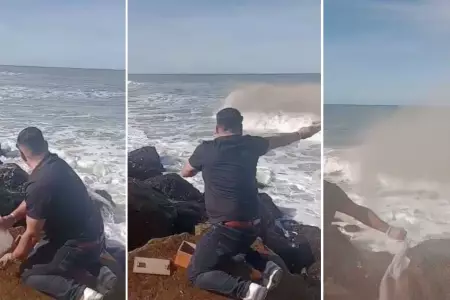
[[325, 103, 450, 107], [0, 64, 125, 72], [129, 72, 321, 76]]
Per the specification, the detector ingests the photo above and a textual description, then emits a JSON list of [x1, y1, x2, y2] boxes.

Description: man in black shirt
[[0, 127, 116, 300], [182, 108, 321, 300]]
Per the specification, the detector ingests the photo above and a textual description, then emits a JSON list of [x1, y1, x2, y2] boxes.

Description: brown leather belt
[[224, 219, 261, 229]]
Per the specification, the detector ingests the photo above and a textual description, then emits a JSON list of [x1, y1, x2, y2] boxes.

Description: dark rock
[[127, 178, 206, 250], [324, 226, 379, 300], [0, 163, 29, 191], [144, 173, 203, 203], [258, 192, 284, 225], [0, 163, 29, 217], [128, 146, 165, 180], [94, 189, 113, 203], [263, 226, 317, 278], [172, 200, 207, 234], [105, 239, 126, 272], [127, 178, 177, 250], [257, 193, 319, 278], [256, 181, 269, 189], [90, 189, 116, 214]]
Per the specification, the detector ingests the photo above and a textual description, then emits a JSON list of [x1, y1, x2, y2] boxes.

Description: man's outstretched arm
[[265, 121, 321, 152], [334, 185, 407, 240]]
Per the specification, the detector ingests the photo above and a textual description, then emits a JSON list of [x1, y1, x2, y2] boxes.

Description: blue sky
[[129, 0, 320, 74], [0, 0, 125, 69], [325, 0, 450, 105]]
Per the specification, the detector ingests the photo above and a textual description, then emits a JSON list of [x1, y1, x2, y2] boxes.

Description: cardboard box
[[133, 257, 172, 276], [174, 241, 196, 268]]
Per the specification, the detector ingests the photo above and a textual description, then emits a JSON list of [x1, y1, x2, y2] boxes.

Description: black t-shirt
[[189, 135, 269, 223], [25, 153, 104, 244]]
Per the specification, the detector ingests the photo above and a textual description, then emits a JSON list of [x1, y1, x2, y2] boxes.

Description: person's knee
[[187, 263, 199, 285], [20, 272, 41, 290], [20, 271, 30, 285]]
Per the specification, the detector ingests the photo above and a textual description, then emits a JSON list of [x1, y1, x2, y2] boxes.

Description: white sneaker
[[262, 261, 283, 290], [243, 283, 268, 300], [80, 287, 104, 300]]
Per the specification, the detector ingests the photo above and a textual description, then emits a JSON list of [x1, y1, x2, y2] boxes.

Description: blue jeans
[[19, 237, 117, 300], [188, 224, 268, 299]]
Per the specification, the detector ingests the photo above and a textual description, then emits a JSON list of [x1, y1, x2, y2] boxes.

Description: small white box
[[133, 257, 171, 276]]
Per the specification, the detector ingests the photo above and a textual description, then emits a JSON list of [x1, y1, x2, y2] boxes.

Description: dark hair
[[216, 107, 243, 134], [17, 127, 48, 155]]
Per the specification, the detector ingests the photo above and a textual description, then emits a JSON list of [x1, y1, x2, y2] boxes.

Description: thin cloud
[[368, 0, 450, 34]]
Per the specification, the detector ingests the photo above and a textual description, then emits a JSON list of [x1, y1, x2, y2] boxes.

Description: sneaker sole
[[266, 268, 283, 290]]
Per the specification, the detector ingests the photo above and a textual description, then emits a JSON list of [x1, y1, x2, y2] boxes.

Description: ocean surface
[[128, 74, 322, 227], [0, 65, 126, 244], [324, 104, 450, 253]]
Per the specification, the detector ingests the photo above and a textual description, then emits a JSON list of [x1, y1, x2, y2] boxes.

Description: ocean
[[128, 74, 322, 227], [0, 65, 126, 244], [324, 104, 450, 253]]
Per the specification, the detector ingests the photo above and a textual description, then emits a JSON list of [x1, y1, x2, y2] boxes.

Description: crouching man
[[0, 127, 119, 300]]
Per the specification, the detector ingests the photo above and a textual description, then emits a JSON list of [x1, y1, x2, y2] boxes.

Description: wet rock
[[127, 178, 176, 250], [172, 200, 207, 235], [127, 178, 206, 250], [0, 163, 29, 217], [128, 146, 165, 180], [89, 189, 116, 214], [263, 225, 318, 280], [258, 192, 284, 225], [144, 173, 203, 203], [105, 238, 126, 272], [94, 189, 113, 203]]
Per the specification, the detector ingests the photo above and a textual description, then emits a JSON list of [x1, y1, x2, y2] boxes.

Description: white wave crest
[[324, 154, 359, 183], [242, 112, 321, 142], [0, 71, 22, 76]]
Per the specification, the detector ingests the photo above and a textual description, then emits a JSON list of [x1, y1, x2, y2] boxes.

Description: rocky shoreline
[[128, 146, 322, 299]]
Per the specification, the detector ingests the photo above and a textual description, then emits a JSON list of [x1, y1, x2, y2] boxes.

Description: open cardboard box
[[174, 241, 196, 269], [133, 257, 172, 276]]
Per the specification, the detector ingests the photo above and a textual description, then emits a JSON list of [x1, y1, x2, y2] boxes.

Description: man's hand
[[0, 215, 16, 231], [0, 253, 14, 269], [298, 121, 321, 139], [181, 161, 199, 178], [387, 226, 407, 240]]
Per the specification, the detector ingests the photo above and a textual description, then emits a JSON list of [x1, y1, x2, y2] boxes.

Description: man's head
[[16, 127, 49, 167], [215, 108, 243, 136]]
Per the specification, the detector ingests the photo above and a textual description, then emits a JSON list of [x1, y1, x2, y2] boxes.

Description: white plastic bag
[[0, 230, 13, 256], [378, 240, 411, 300]]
